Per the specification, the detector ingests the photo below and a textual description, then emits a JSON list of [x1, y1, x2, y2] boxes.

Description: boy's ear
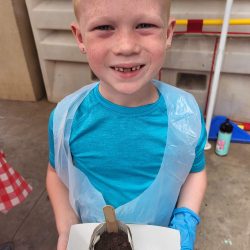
[[71, 22, 86, 53], [165, 18, 176, 49]]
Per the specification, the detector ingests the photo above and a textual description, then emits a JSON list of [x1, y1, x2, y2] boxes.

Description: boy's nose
[[112, 30, 141, 56]]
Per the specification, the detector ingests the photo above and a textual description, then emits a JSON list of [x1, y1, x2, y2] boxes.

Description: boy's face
[[72, 0, 175, 105]]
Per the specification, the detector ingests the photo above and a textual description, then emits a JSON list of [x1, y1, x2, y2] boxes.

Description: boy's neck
[[98, 82, 159, 107]]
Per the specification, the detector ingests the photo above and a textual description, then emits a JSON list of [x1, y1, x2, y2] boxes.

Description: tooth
[[132, 67, 136, 71], [115, 67, 119, 71], [119, 68, 124, 72], [136, 66, 140, 70]]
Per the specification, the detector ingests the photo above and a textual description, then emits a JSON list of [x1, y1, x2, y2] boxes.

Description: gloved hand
[[169, 207, 200, 250]]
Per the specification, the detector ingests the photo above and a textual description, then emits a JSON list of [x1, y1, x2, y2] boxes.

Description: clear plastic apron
[[53, 80, 201, 227]]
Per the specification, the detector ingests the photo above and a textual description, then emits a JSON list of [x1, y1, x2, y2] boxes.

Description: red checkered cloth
[[0, 150, 32, 214]]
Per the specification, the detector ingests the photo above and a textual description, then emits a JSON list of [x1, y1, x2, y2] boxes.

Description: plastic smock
[[53, 80, 201, 227]]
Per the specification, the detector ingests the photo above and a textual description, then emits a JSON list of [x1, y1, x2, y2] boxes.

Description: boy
[[46, 0, 207, 250]]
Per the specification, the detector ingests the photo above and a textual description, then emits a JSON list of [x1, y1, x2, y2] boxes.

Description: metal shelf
[[40, 31, 87, 62], [25, 0, 250, 123], [25, 0, 93, 102], [32, 0, 74, 30]]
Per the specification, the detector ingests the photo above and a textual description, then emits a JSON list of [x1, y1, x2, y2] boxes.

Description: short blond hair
[[72, 0, 80, 19], [72, 0, 171, 22]]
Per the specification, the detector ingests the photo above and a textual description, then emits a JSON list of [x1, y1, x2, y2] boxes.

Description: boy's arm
[[170, 168, 207, 250], [177, 168, 207, 213], [46, 164, 79, 250]]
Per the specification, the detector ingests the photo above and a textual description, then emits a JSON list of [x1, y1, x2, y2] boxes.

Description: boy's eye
[[94, 25, 114, 31], [136, 23, 156, 29]]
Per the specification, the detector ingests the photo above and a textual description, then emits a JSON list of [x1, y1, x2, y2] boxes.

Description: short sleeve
[[48, 109, 55, 168], [190, 111, 207, 173]]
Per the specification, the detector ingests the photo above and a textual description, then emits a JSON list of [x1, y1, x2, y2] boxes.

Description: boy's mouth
[[111, 65, 145, 73]]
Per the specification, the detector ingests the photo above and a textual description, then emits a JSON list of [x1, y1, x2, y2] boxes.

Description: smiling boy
[[46, 1, 207, 250], [72, 0, 173, 106]]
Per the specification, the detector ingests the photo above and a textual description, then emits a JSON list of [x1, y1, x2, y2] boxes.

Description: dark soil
[[94, 231, 132, 250]]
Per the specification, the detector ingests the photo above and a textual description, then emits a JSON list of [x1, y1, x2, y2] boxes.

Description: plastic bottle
[[215, 118, 233, 156]]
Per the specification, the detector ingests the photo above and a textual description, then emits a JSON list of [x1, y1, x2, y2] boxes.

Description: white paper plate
[[67, 223, 180, 250]]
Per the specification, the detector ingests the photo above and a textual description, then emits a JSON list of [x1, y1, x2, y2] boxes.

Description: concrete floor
[[0, 98, 249, 250]]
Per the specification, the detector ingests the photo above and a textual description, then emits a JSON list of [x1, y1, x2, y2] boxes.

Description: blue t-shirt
[[48, 85, 206, 208]]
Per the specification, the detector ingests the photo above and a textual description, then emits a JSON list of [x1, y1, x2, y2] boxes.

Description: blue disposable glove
[[169, 207, 200, 250]]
